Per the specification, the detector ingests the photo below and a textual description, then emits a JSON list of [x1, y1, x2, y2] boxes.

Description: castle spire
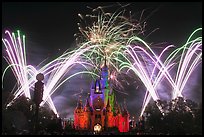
[[104, 56, 107, 67], [123, 98, 129, 115], [85, 93, 90, 107], [106, 96, 110, 107], [95, 79, 101, 91], [123, 98, 127, 109], [77, 95, 83, 109], [106, 96, 112, 113], [118, 104, 122, 114]]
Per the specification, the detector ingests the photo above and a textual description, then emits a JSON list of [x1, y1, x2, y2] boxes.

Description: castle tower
[[118, 99, 130, 132], [89, 79, 105, 131], [114, 103, 122, 128], [101, 57, 110, 106], [109, 87, 115, 112], [90, 79, 104, 105], [74, 96, 85, 130], [83, 94, 92, 130], [105, 97, 114, 128], [90, 94, 106, 131]]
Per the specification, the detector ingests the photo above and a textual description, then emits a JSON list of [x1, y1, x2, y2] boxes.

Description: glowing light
[[2, 30, 31, 99], [94, 124, 102, 132], [2, 30, 101, 116], [164, 28, 202, 99]]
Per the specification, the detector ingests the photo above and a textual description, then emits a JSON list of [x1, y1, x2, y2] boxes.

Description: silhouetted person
[[33, 73, 44, 134], [34, 81, 44, 105]]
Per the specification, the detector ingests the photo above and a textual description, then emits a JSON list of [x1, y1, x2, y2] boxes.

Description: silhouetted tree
[[144, 97, 202, 135]]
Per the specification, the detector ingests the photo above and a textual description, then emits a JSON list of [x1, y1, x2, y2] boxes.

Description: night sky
[[2, 2, 202, 118]]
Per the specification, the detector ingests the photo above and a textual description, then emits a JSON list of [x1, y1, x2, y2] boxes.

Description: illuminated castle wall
[[74, 59, 129, 132]]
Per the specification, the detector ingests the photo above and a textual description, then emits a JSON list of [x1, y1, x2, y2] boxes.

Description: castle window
[[94, 89, 102, 94], [96, 88, 99, 93]]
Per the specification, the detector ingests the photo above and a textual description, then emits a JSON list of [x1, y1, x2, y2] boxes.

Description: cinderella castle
[[74, 58, 129, 132]]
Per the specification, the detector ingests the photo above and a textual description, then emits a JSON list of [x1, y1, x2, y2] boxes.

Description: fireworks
[[75, 5, 146, 72], [2, 5, 202, 119], [2, 30, 101, 116], [164, 28, 202, 99], [139, 28, 202, 116], [2, 30, 33, 99], [2, 30, 59, 116]]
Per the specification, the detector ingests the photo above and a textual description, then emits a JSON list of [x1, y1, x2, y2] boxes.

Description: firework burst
[[75, 5, 146, 71]]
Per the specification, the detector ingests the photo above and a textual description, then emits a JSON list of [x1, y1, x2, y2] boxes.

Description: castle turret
[[95, 79, 102, 93], [101, 57, 108, 82], [105, 97, 114, 128], [84, 94, 92, 129], [77, 98, 83, 109], [114, 98, 119, 115], [108, 88, 115, 111], [119, 99, 130, 132], [74, 96, 84, 130], [106, 97, 111, 112], [84, 94, 91, 111], [123, 98, 128, 115], [101, 57, 110, 106]]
